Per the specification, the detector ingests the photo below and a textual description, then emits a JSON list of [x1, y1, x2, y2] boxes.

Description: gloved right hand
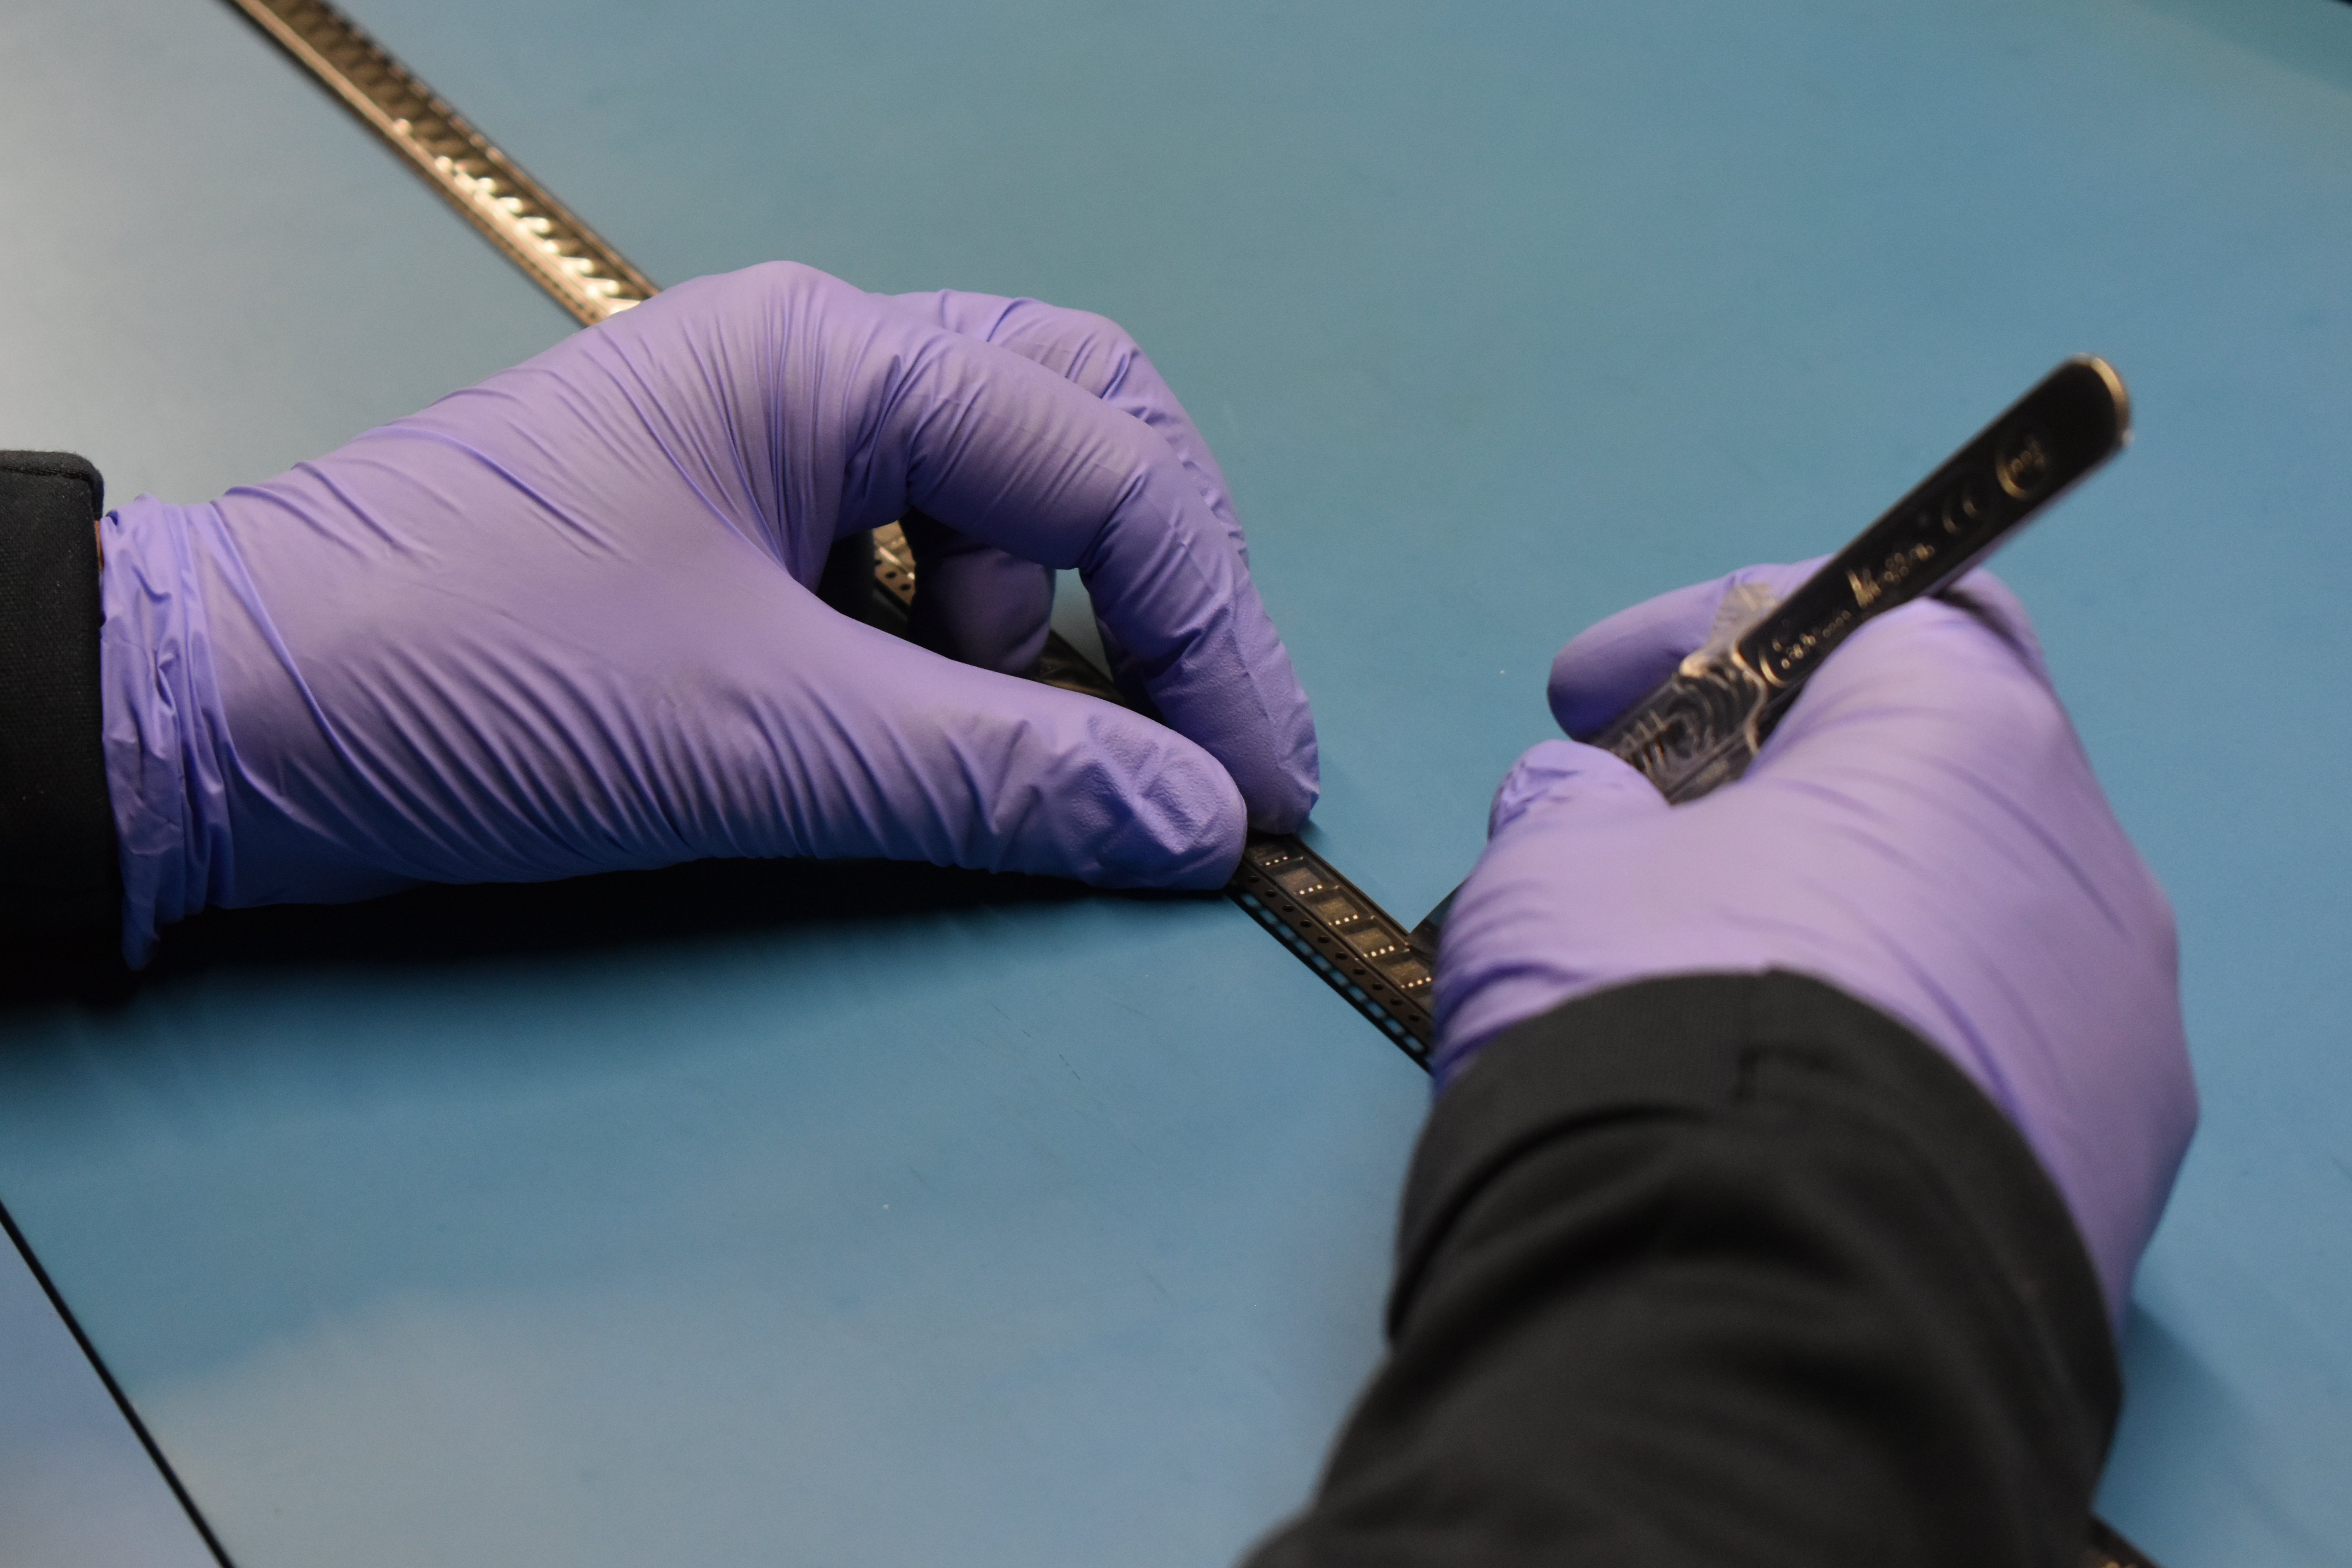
[[1432, 564, 2196, 1319], [99, 262, 1318, 965]]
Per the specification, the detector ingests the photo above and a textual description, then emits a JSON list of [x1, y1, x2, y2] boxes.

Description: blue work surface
[[0, 1219, 216, 1568], [3, 0, 2350, 1563]]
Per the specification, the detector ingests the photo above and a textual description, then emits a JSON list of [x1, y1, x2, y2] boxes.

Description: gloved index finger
[[803, 270, 1318, 831], [879, 289, 1247, 558]]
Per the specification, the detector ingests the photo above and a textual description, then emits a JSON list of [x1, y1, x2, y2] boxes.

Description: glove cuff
[[0, 452, 120, 936]]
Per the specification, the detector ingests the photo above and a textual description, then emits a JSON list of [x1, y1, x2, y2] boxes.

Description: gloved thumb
[[1433, 738, 1670, 1078], [1487, 738, 1668, 838], [1547, 560, 1824, 739]]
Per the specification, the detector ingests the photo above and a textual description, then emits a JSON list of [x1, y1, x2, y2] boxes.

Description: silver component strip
[[224, 0, 658, 325], [872, 522, 918, 607]]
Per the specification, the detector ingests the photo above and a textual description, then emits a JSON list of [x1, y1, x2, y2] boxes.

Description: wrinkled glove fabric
[[98, 263, 1319, 965], [1432, 563, 2195, 1319]]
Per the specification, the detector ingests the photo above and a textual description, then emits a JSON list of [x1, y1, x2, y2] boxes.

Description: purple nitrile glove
[[98, 261, 1318, 965], [882, 287, 1255, 691], [1432, 563, 2196, 1319]]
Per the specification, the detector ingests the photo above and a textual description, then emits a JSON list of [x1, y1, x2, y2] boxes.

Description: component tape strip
[[1229, 840, 1432, 1062], [220, 0, 1436, 1061], [224, 0, 656, 326], [200, 11, 2157, 1566]]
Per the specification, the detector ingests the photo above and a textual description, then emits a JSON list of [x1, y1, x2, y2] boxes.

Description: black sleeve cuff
[[0, 451, 118, 937], [1249, 971, 2118, 1568]]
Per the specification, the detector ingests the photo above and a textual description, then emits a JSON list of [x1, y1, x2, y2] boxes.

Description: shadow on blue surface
[[0, 850, 1420, 1568], [0, 858, 1172, 999], [0, 863, 1209, 1056]]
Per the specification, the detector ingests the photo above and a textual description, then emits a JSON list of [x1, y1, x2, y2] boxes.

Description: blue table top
[[3, 0, 2349, 1563]]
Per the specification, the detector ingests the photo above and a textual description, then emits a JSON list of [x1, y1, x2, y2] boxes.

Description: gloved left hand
[[98, 261, 1318, 965]]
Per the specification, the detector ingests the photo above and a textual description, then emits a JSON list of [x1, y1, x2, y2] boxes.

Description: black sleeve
[[0, 451, 117, 937], [1243, 971, 2120, 1568]]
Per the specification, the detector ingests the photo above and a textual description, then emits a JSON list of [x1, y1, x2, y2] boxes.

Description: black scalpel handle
[[1414, 357, 2131, 955], [1734, 356, 2130, 694], [1594, 357, 2131, 804]]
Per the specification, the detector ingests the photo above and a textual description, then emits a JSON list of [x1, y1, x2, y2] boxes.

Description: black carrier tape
[[1229, 839, 1433, 1062]]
